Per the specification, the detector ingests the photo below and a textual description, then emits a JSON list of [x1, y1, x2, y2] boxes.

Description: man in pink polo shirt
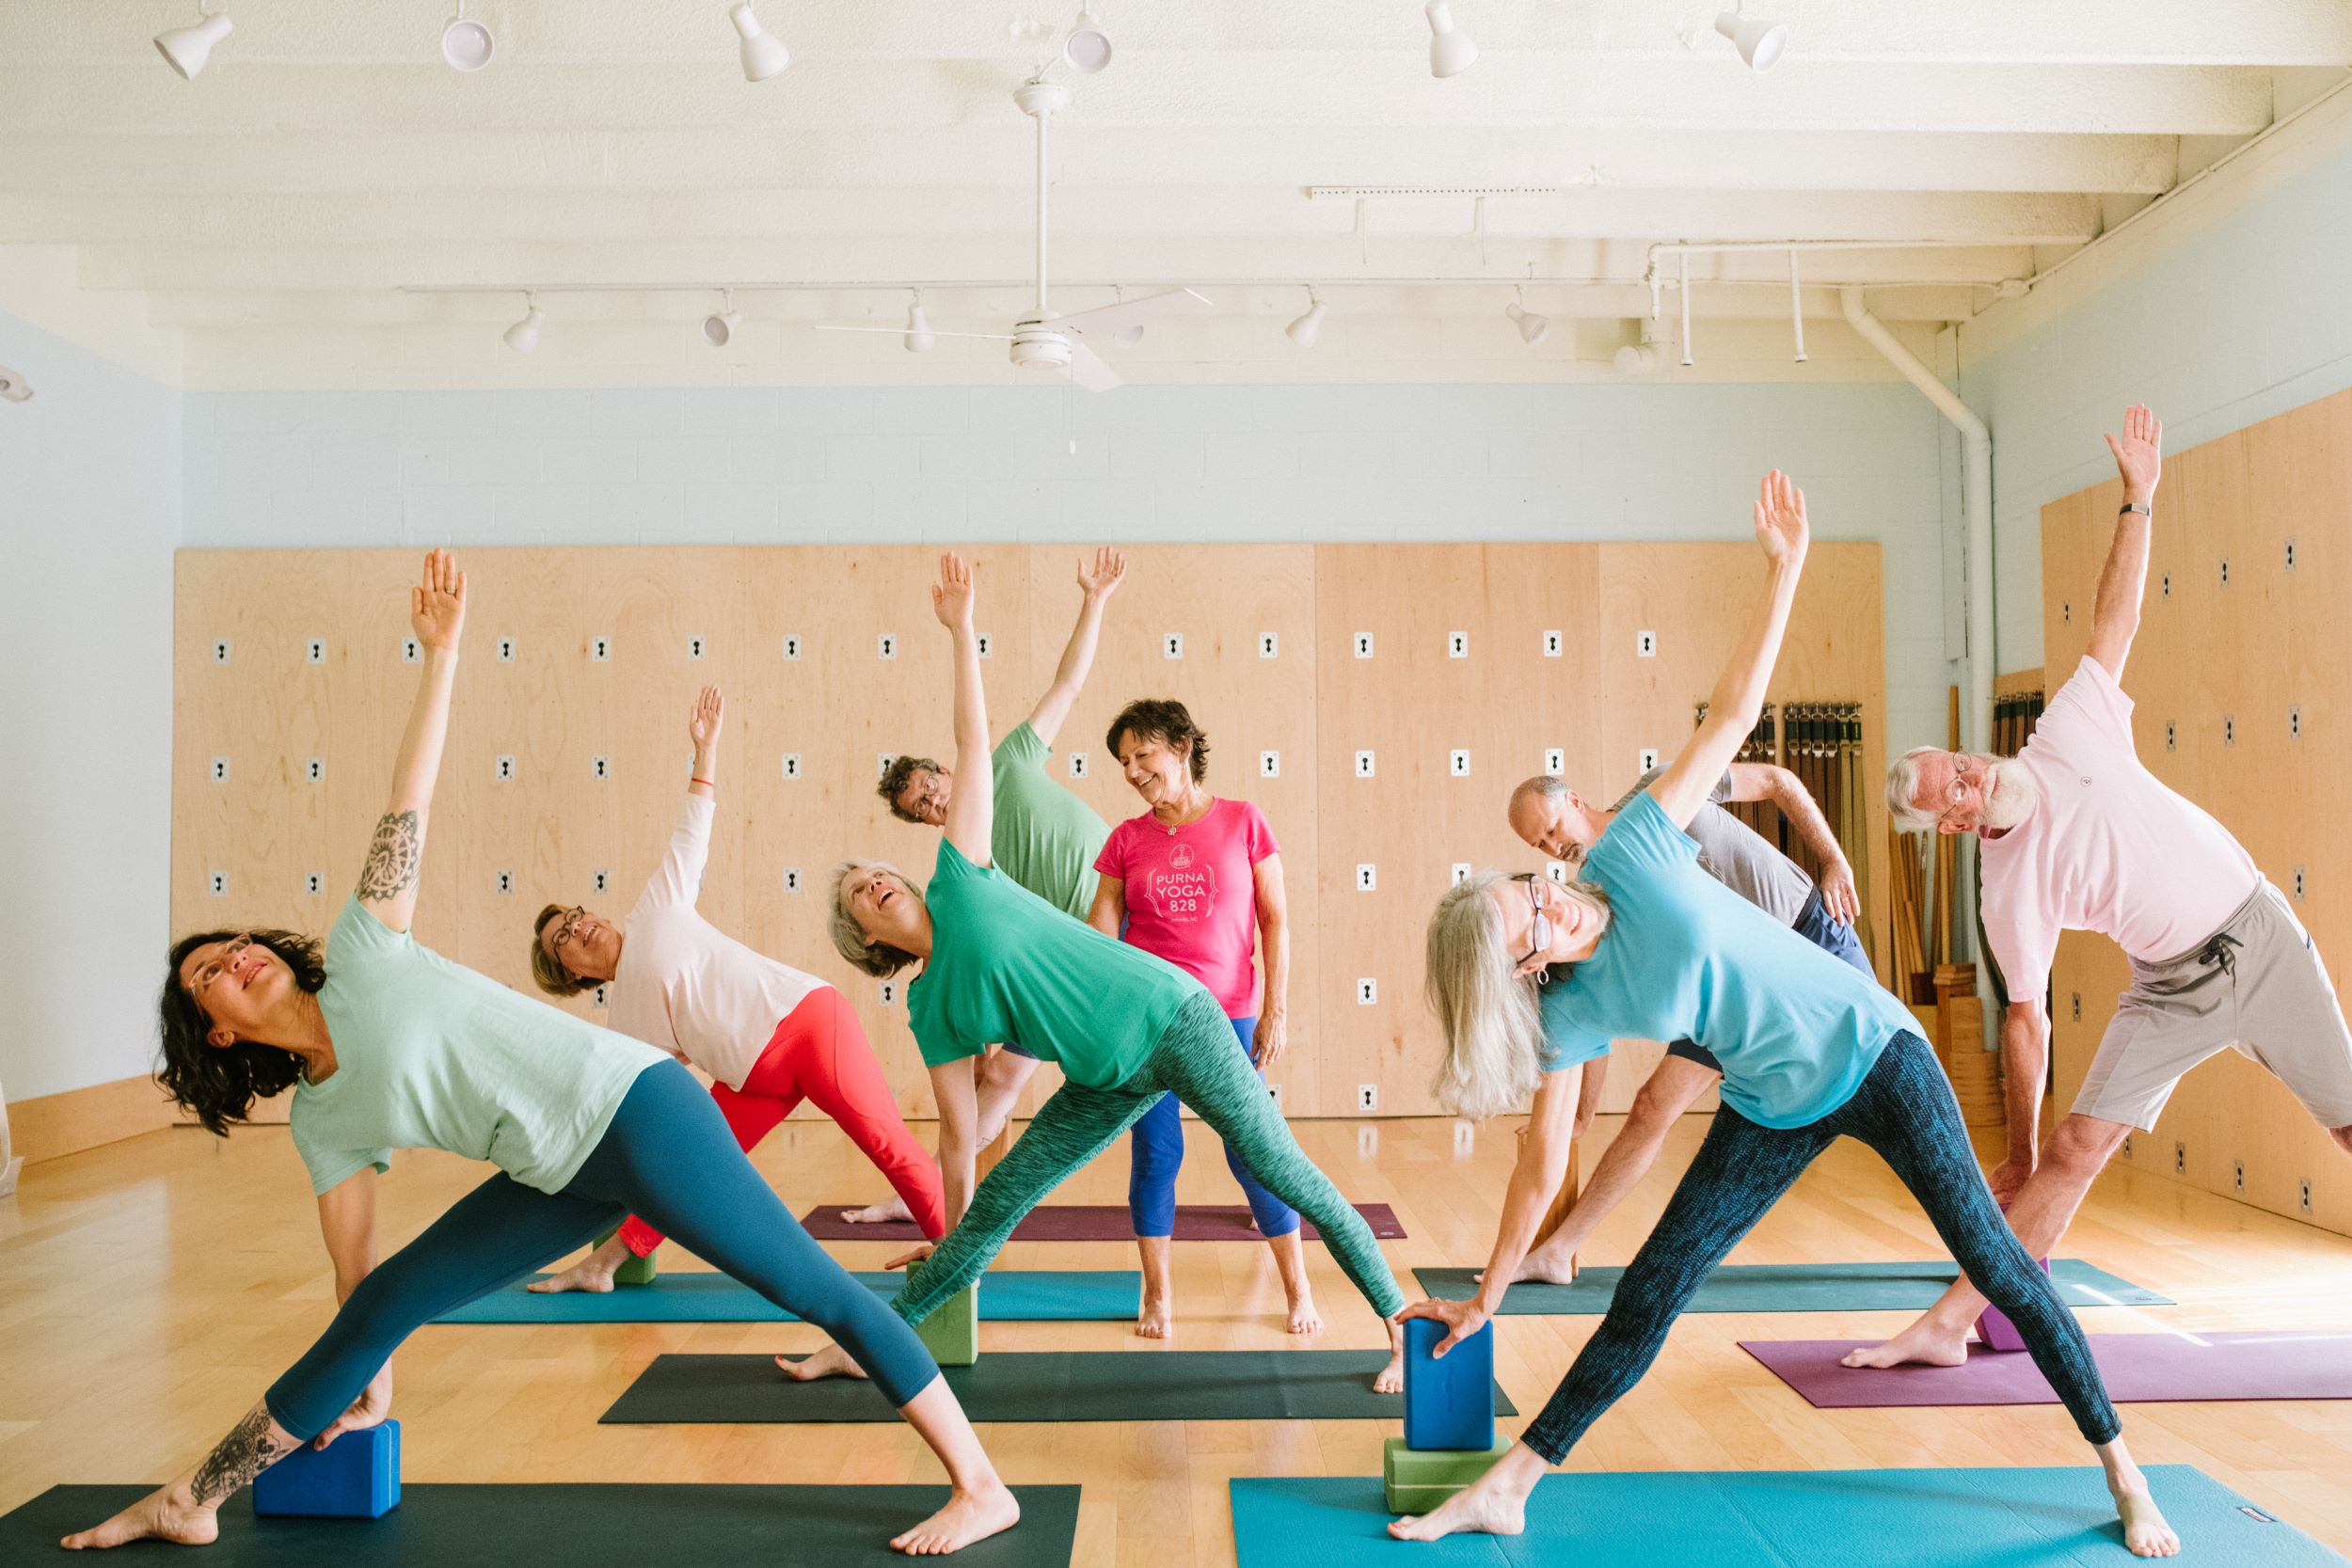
[[1851, 404, 2352, 1370]]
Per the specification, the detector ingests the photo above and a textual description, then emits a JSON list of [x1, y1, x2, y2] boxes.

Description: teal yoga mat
[[433, 1270, 1140, 1324], [1231, 1465, 2344, 1567], [4, 1483, 1081, 1566], [604, 1350, 1515, 1425], [1410, 1259, 2171, 1315]]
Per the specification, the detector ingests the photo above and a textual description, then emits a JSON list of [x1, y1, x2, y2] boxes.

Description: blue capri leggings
[[264, 1058, 940, 1438], [1128, 1015, 1298, 1238]]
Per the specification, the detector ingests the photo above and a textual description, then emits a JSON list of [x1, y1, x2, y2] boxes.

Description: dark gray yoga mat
[[1744, 1331, 2352, 1408], [1411, 1259, 2171, 1315], [799, 1201, 1405, 1243], [1, 1484, 1080, 1566], [602, 1350, 1515, 1425]]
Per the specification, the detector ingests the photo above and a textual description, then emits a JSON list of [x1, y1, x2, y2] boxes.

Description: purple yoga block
[[1404, 1318, 1495, 1452], [1975, 1257, 2052, 1353], [251, 1420, 401, 1519]]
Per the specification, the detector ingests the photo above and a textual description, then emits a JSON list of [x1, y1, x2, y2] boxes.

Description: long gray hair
[[830, 858, 923, 978], [1424, 870, 1607, 1120]]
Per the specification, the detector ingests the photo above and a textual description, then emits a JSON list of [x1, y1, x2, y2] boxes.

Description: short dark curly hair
[[1107, 698, 1210, 783], [158, 927, 326, 1137], [876, 754, 940, 822]]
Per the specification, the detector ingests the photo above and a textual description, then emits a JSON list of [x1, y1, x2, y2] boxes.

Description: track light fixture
[[1424, 0, 1476, 78], [1613, 321, 1664, 376], [703, 289, 741, 348], [1285, 289, 1327, 349], [440, 1, 494, 71], [154, 0, 232, 81], [1714, 6, 1787, 72], [903, 292, 936, 354], [503, 293, 544, 355], [0, 364, 32, 403], [1504, 286, 1550, 347], [730, 3, 790, 82], [1063, 6, 1112, 74]]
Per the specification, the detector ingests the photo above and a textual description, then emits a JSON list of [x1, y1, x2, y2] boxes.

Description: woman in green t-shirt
[[64, 552, 1017, 1560], [818, 554, 1406, 1390]]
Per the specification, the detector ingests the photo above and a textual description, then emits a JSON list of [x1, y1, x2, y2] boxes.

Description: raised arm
[[2086, 404, 2163, 681], [687, 684, 723, 800], [1026, 546, 1127, 746], [355, 549, 467, 933], [641, 687, 725, 911], [1724, 761, 1858, 925], [934, 554, 994, 864], [1649, 472, 1807, 832]]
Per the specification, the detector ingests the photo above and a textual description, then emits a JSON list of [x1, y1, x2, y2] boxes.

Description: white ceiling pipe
[[1678, 251, 1692, 365], [1841, 284, 1995, 1023], [1788, 248, 1805, 363]]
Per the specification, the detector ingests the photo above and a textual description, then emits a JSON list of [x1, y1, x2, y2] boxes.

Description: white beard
[[1979, 759, 2041, 831]]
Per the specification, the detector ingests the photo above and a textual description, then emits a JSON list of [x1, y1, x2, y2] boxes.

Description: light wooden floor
[[5, 1111, 2351, 1563]]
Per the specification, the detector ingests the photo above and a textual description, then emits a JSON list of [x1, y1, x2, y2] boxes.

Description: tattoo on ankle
[[189, 1406, 297, 1507], [356, 811, 423, 900]]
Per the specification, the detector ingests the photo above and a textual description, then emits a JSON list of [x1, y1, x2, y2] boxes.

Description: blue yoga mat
[[1409, 1259, 2171, 1316], [1232, 1465, 2344, 1566], [434, 1269, 1140, 1324]]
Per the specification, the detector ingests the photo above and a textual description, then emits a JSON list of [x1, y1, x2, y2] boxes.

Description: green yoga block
[[914, 1284, 978, 1367], [595, 1227, 659, 1287], [1382, 1437, 1513, 1514]]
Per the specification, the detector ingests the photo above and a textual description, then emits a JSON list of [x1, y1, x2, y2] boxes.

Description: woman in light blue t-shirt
[[1406, 476, 2174, 1559], [64, 552, 1017, 1560]]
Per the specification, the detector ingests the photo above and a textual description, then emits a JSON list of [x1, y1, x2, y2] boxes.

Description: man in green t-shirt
[[842, 547, 1126, 1227]]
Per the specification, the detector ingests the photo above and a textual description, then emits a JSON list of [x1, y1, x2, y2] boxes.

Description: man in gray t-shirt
[[1494, 758, 1877, 1286]]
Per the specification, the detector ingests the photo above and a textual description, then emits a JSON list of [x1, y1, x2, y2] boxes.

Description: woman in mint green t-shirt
[[818, 554, 1406, 1391], [1395, 477, 2168, 1558], [66, 552, 1016, 1560]]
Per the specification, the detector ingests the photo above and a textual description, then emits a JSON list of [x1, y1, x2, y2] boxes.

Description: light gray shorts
[[2073, 881, 2352, 1131]]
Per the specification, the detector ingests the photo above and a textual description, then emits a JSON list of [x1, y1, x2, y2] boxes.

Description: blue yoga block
[[251, 1420, 401, 1519], [1403, 1318, 1494, 1452]]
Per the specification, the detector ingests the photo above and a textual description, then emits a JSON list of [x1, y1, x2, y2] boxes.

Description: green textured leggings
[[894, 989, 1406, 1325]]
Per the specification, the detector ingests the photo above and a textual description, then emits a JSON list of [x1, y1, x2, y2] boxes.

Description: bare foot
[[1386, 1471, 1526, 1542], [776, 1342, 869, 1382], [528, 1258, 617, 1294], [1285, 1290, 1324, 1336], [62, 1486, 218, 1550], [2109, 1465, 2180, 1557], [843, 1196, 915, 1226], [1839, 1316, 1971, 1370], [890, 1480, 1022, 1556], [1136, 1289, 1174, 1341], [1375, 1317, 1406, 1394]]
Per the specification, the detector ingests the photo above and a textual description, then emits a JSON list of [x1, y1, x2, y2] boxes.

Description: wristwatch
[[2119, 501, 2151, 516]]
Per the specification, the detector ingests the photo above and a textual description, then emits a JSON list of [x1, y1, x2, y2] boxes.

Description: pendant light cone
[[155, 10, 233, 80], [1425, 0, 1476, 78], [732, 4, 790, 81], [1714, 11, 1787, 72], [1285, 298, 1327, 348]]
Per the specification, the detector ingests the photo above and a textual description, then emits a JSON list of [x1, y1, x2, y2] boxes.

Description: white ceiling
[[4, 1, 2348, 386]]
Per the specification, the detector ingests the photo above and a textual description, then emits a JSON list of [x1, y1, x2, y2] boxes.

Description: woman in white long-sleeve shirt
[[527, 686, 945, 1291]]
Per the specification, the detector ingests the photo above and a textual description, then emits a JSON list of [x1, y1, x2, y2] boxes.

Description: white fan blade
[[1055, 288, 1212, 342], [1066, 339, 1123, 393], [815, 324, 1018, 341]]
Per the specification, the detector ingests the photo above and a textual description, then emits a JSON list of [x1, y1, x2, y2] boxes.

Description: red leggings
[[616, 986, 945, 1253]]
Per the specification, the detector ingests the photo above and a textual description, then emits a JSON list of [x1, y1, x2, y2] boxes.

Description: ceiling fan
[[819, 77, 1211, 391]]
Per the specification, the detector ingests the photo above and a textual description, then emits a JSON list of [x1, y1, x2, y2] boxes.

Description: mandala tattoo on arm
[[356, 810, 423, 901], [189, 1404, 299, 1507]]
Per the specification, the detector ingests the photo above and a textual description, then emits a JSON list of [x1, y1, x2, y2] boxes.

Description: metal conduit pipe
[[1839, 287, 1997, 1022]]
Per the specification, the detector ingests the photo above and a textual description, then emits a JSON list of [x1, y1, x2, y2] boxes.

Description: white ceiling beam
[[1, 189, 2099, 247], [8, 1, 2349, 66], [0, 60, 2277, 138], [0, 130, 2188, 198]]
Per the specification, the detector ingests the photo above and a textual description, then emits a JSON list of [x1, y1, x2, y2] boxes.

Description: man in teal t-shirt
[[845, 548, 1127, 1227]]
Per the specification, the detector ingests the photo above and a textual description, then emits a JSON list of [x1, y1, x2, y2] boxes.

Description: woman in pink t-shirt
[[1089, 698, 1316, 1339]]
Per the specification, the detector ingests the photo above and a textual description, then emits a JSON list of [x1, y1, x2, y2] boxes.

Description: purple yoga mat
[[1741, 1332, 2352, 1408], [798, 1201, 1405, 1243]]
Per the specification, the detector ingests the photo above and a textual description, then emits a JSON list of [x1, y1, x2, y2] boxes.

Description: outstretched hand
[[2104, 403, 2163, 502], [931, 553, 977, 630], [885, 1243, 937, 1271], [1753, 470, 1809, 572], [410, 548, 467, 652], [1077, 546, 1128, 601], [688, 685, 725, 751]]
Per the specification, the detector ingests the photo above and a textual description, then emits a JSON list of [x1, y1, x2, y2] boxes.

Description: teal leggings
[[896, 990, 1405, 1324]]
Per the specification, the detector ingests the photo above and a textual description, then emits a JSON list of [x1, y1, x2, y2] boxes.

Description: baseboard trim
[[7, 1074, 178, 1166]]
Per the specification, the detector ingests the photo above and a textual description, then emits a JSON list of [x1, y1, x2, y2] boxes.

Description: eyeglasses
[[1509, 874, 1551, 972], [549, 907, 588, 952], [189, 934, 254, 995], [1940, 755, 1981, 825]]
